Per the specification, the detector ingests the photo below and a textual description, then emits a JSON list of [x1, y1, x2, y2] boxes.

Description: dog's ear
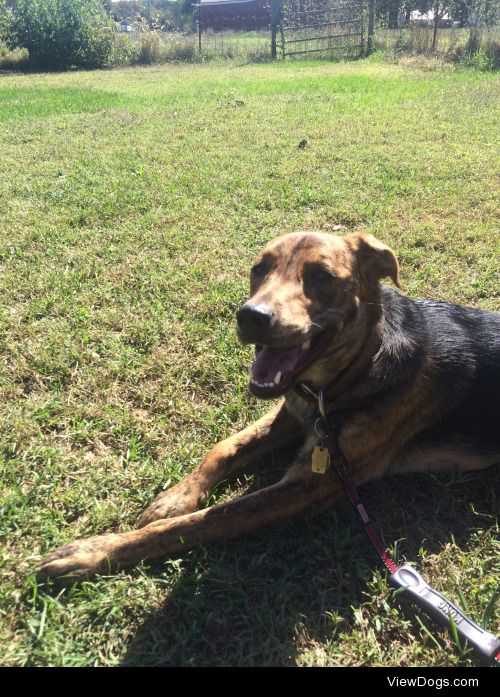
[[347, 233, 401, 293]]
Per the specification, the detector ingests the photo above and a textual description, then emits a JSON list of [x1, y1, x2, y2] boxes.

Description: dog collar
[[293, 327, 383, 409]]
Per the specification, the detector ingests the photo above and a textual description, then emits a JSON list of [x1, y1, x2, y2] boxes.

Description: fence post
[[360, 1, 365, 57], [198, 3, 202, 54], [271, 0, 282, 59], [367, 0, 375, 55]]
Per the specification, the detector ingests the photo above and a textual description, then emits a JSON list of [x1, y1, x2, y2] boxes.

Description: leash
[[303, 385, 500, 667]]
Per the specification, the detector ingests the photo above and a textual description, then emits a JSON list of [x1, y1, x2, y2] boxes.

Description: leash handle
[[310, 389, 500, 666], [390, 565, 500, 666]]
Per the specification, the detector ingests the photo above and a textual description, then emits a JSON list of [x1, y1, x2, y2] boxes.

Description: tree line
[[106, 0, 499, 31], [376, 0, 498, 29]]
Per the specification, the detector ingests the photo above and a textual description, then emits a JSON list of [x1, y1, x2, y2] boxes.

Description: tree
[[472, 0, 500, 27], [448, 0, 470, 26], [376, 0, 404, 28], [405, 0, 452, 50], [376, 0, 429, 29], [10, 0, 115, 70], [109, 1, 146, 22], [431, 0, 450, 48], [0, 0, 8, 40]]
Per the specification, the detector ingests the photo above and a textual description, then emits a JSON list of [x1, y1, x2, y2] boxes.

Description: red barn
[[193, 0, 272, 31]]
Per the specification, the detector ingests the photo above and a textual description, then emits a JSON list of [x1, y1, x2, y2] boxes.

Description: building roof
[[193, 0, 263, 6]]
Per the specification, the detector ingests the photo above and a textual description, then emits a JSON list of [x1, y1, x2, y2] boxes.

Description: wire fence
[[192, 0, 365, 60], [115, 1, 499, 67], [195, 0, 273, 60], [280, 0, 364, 59]]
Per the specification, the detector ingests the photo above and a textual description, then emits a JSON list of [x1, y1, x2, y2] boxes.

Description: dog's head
[[237, 231, 400, 398]]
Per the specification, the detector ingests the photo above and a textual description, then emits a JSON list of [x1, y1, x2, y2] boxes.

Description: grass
[[0, 59, 499, 667]]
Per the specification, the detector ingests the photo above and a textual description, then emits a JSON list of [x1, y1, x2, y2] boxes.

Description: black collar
[[293, 328, 383, 409]]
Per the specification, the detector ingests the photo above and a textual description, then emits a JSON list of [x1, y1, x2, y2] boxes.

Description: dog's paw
[[37, 534, 121, 583]]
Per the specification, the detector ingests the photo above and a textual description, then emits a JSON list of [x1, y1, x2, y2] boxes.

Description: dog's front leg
[[37, 450, 342, 583], [137, 401, 301, 526]]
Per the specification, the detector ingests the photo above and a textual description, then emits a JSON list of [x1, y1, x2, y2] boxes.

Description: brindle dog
[[38, 232, 500, 581]]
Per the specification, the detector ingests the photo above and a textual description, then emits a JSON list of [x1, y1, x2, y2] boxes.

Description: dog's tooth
[[250, 377, 271, 388], [274, 371, 282, 385], [302, 339, 311, 351]]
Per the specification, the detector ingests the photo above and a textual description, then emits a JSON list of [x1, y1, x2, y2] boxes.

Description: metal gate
[[280, 0, 364, 59]]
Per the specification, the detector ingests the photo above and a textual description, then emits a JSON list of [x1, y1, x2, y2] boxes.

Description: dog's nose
[[237, 303, 274, 333]]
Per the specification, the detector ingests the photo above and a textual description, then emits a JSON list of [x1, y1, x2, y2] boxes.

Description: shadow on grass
[[121, 463, 499, 666]]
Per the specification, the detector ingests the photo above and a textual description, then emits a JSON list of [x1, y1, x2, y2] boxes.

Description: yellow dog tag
[[311, 445, 330, 474]]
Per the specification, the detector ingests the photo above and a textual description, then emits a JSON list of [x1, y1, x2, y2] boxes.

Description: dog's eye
[[251, 261, 269, 277], [304, 266, 336, 285], [315, 268, 336, 283]]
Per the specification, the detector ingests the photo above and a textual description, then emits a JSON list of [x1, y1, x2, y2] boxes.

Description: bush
[[138, 31, 161, 65], [451, 29, 500, 70], [10, 0, 115, 70], [109, 33, 139, 67], [157, 32, 200, 63], [0, 41, 29, 71], [483, 36, 500, 70], [457, 41, 500, 70]]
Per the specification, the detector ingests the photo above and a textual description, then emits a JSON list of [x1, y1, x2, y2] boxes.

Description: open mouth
[[248, 328, 334, 398]]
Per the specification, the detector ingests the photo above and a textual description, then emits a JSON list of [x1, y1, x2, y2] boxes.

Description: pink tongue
[[251, 346, 302, 384]]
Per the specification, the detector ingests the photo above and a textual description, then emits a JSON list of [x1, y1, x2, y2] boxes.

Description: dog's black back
[[380, 288, 500, 462]]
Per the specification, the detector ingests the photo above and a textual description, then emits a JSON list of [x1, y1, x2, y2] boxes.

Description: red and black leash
[[308, 386, 500, 667]]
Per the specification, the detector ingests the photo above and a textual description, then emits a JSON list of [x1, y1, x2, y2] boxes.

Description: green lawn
[[0, 59, 499, 667]]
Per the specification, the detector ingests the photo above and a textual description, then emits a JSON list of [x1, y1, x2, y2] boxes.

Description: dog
[[38, 231, 500, 581]]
